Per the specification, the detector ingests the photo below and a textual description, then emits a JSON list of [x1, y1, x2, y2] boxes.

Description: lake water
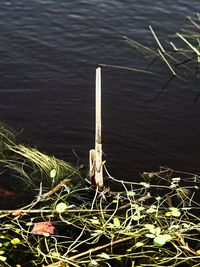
[[0, 0, 199, 180]]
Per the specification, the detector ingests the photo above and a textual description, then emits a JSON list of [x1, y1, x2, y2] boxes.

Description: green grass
[[0, 124, 81, 195], [101, 14, 200, 83]]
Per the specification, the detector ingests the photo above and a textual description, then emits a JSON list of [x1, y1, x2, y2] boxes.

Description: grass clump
[[4, 143, 78, 189], [0, 123, 82, 205], [101, 14, 200, 100], [133, 14, 199, 78]]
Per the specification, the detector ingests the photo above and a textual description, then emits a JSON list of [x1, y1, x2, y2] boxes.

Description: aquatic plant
[[0, 125, 199, 266], [101, 14, 200, 99], [0, 163, 199, 266], [0, 124, 82, 205], [141, 14, 199, 77]]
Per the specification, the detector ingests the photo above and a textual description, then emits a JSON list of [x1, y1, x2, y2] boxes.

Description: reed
[[101, 14, 200, 83]]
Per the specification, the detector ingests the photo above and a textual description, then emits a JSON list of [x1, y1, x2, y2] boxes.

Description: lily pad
[[56, 202, 67, 213]]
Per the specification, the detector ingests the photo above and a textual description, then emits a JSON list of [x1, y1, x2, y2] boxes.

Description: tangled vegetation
[[0, 124, 199, 266]]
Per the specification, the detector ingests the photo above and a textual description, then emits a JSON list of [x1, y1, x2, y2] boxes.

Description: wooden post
[[89, 67, 103, 188]]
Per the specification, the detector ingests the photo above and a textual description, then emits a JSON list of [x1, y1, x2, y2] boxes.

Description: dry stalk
[[39, 178, 71, 200], [44, 236, 134, 267]]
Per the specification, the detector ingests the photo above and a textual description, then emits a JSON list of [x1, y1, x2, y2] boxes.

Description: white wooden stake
[[95, 67, 103, 187], [89, 67, 103, 188]]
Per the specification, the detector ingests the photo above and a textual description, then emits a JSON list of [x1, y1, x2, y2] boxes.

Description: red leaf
[[31, 221, 55, 235]]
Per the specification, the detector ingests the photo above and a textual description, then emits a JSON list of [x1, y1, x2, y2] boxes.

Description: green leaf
[[162, 234, 172, 242], [154, 227, 161, 236], [135, 241, 144, 248], [137, 206, 145, 211], [3, 242, 10, 247], [153, 235, 167, 246], [144, 224, 155, 230], [132, 215, 140, 221], [153, 234, 172, 247], [170, 207, 181, 217], [11, 238, 21, 245], [166, 207, 181, 217], [165, 211, 172, 217], [116, 256, 122, 261], [51, 252, 60, 257], [89, 219, 100, 225], [0, 255, 6, 262], [98, 252, 110, 259], [113, 217, 120, 228], [55, 202, 67, 213], [146, 207, 157, 213], [127, 191, 135, 197], [145, 233, 155, 238]]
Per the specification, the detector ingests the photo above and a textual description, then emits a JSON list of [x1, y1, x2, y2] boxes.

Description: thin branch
[[44, 236, 134, 267], [39, 178, 71, 200]]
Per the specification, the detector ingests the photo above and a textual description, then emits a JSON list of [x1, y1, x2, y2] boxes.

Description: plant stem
[[39, 178, 71, 200], [44, 236, 134, 267]]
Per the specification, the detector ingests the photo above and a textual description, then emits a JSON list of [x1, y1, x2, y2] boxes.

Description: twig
[[0, 177, 71, 215], [39, 178, 71, 200], [69, 236, 133, 260], [44, 236, 134, 267], [0, 193, 151, 215]]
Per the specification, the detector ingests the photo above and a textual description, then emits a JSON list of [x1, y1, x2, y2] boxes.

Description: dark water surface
[[0, 0, 199, 180]]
